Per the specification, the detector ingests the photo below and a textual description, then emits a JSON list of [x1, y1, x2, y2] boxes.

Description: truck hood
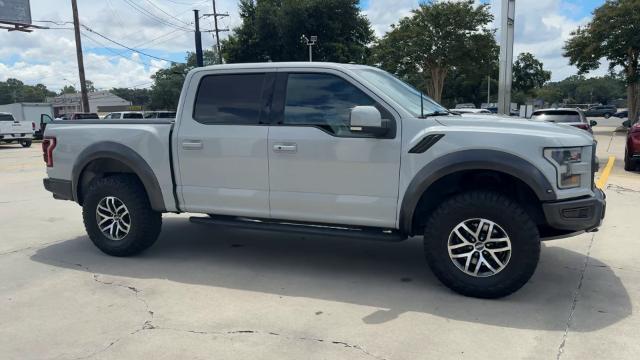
[[434, 114, 594, 147]]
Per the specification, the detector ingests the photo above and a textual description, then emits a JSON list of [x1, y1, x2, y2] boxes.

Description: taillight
[[573, 123, 589, 130], [32, 122, 36, 130], [42, 136, 56, 167]]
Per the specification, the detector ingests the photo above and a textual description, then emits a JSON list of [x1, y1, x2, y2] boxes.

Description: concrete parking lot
[[1, 119, 639, 359]]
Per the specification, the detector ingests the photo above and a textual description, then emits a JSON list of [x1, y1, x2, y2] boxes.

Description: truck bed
[[44, 119, 177, 211]]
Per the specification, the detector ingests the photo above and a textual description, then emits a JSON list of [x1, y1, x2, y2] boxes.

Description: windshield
[[0, 114, 15, 121], [355, 68, 447, 117], [531, 111, 582, 123]]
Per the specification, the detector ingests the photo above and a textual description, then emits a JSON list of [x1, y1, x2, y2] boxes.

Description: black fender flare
[[72, 142, 166, 211], [399, 149, 557, 235]]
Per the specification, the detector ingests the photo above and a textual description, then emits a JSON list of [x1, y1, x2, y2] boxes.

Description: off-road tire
[[423, 191, 540, 298], [82, 175, 162, 256]]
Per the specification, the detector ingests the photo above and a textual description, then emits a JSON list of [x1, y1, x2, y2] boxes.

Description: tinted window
[[144, 112, 157, 119], [158, 112, 176, 118], [111, 113, 121, 119], [531, 111, 582, 123], [194, 73, 266, 124], [123, 113, 143, 119], [284, 73, 382, 136], [0, 114, 14, 121], [75, 113, 100, 120]]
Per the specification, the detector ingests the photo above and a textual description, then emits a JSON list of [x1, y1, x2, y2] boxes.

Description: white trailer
[[0, 103, 54, 139]]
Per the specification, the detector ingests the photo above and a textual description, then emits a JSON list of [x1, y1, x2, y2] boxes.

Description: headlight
[[544, 147, 590, 189]]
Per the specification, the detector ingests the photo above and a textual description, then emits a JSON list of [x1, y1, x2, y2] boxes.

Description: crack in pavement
[[606, 184, 640, 194], [37, 257, 387, 360], [0, 240, 68, 256], [556, 233, 595, 360]]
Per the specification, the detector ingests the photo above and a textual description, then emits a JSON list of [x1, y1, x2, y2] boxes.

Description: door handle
[[273, 143, 297, 152], [182, 140, 203, 150]]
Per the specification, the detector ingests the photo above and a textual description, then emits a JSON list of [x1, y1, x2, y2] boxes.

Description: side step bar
[[189, 215, 407, 242]]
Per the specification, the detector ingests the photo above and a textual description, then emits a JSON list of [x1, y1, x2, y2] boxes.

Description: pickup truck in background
[[0, 103, 54, 139], [42, 62, 606, 298], [0, 112, 33, 147]]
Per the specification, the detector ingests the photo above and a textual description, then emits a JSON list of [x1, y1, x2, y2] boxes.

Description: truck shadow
[[31, 217, 631, 331]]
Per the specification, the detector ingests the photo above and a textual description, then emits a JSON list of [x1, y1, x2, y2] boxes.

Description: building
[[47, 91, 131, 117]]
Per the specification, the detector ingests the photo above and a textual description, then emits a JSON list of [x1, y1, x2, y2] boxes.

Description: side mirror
[[349, 106, 386, 136], [590, 120, 597, 127]]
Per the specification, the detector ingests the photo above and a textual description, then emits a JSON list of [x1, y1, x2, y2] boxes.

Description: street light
[[300, 35, 317, 62]]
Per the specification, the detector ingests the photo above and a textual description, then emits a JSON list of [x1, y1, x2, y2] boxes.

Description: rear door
[[175, 69, 275, 217], [267, 69, 401, 228]]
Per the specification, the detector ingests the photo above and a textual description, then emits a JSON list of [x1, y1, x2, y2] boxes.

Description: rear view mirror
[[590, 120, 597, 127], [349, 106, 387, 136]]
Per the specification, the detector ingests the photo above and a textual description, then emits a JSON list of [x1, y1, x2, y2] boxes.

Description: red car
[[625, 121, 640, 171]]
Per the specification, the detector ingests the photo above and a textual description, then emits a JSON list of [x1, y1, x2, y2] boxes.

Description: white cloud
[[0, 0, 241, 90]]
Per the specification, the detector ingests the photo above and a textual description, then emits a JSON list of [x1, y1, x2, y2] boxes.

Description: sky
[[0, 0, 608, 91]]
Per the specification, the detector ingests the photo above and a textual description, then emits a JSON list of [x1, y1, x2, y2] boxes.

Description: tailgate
[[0, 120, 31, 134]]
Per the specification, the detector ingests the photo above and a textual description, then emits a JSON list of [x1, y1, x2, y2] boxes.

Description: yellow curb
[[596, 156, 616, 189]]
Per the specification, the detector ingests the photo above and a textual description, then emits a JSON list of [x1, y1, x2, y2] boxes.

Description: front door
[[176, 70, 275, 218], [268, 70, 401, 228]]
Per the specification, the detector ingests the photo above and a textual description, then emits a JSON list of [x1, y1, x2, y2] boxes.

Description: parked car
[[144, 111, 177, 119], [0, 103, 54, 139], [530, 108, 597, 133], [0, 112, 33, 147], [612, 110, 628, 119], [625, 121, 640, 171], [58, 113, 100, 120], [42, 62, 605, 299], [103, 111, 144, 119], [449, 108, 493, 115], [584, 105, 617, 118]]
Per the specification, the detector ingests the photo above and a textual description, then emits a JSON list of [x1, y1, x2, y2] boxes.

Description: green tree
[[372, 0, 495, 102], [512, 52, 551, 94], [85, 80, 97, 92], [222, 0, 374, 63], [59, 85, 77, 95], [564, 0, 640, 123], [111, 88, 151, 107], [0, 79, 56, 104]]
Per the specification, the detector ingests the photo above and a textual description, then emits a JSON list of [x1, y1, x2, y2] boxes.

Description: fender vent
[[409, 134, 444, 153]]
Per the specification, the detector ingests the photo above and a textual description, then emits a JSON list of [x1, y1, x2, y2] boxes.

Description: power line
[[81, 24, 183, 63], [143, 0, 193, 27], [80, 30, 153, 67], [120, 0, 194, 31]]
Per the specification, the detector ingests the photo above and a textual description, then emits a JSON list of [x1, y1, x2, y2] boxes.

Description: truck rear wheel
[[423, 191, 540, 298], [20, 139, 32, 148], [82, 175, 162, 256]]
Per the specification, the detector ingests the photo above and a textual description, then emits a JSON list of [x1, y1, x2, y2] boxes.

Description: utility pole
[[194, 9, 203, 67], [71, 0, 90, 113], [211, 0, 228, 64], [487, 75, 491, 105], [497, 0, 515, 115]]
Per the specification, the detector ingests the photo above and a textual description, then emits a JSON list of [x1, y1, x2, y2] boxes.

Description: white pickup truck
[[42, 62, 605, 298], [0, 112, 33, 147]]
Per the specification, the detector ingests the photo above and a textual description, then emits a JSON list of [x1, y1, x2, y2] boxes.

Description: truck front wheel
[[82, 175, 162, 256], [20, 139, 32, 148], [423, 191, 540, 298]]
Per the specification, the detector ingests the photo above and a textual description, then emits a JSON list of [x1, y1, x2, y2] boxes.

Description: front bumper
[[542, 188, 606, 232], [43, 178, 74, 201]]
